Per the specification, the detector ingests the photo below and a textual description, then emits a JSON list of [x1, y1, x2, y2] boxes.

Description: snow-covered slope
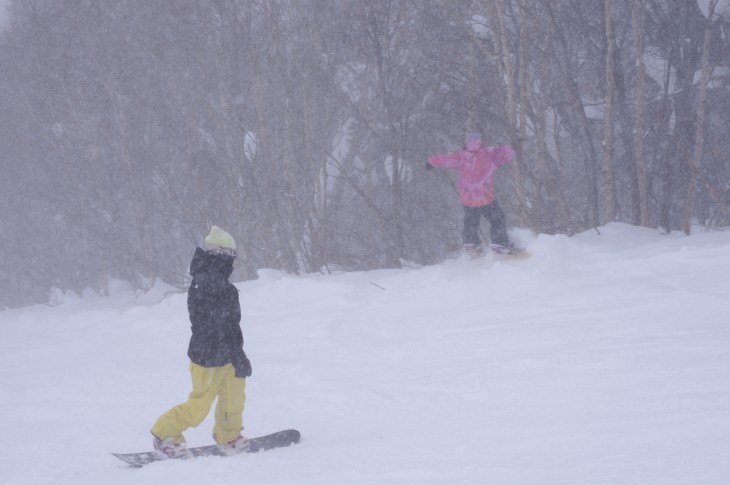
[[1, 223, 729, 484]]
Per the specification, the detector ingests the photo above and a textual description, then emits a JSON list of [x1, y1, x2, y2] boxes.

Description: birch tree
[[602, 0, 617, 221], [632, 0, 650, 226], [682, 0, 718, 234]]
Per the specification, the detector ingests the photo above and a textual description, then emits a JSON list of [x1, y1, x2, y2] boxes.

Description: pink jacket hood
[[428, 143, 515, 207]]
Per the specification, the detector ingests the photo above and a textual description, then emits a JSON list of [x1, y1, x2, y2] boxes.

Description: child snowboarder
[[150, 225, 253, 458], [427, 133, 518, 254]]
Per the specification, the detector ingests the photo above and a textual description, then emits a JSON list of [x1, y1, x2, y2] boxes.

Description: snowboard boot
[[152, 434, 188, 459], [491, 243, 523, 256], [217, 434, 251, 455]]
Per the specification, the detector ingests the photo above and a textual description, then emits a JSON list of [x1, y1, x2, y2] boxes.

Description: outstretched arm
[[428, 151, 461, 169], [491, 145, 516, 166]]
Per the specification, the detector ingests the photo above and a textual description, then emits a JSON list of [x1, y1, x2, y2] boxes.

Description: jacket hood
[[190, 246, 234, 281]]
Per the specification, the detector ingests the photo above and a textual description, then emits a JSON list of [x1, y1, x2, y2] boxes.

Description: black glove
[[425, 162, 433, 171], [233, 351, 252, 378]]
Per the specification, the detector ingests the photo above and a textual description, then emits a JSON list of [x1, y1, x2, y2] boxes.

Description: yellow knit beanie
[[204, 225, 237, 256]]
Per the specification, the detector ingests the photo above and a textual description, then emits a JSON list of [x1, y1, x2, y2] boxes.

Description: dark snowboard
[[112, 429, 301, 467]]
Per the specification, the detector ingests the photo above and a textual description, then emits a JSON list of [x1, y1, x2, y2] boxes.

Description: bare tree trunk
[[488, 0, 528, 217], [543, 1, 600, 228], [602, 0, 617, 222], [517, 0, 530, 224], [659, 0, 703, 234], [632, 0, 650, 226], [683, 0, 717, 234]]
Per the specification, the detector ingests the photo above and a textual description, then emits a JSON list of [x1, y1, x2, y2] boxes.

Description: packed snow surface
[[1, 223, 729, 484]]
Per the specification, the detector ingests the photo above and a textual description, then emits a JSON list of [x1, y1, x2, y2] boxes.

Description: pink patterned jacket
[[428, 140, 515, 207]]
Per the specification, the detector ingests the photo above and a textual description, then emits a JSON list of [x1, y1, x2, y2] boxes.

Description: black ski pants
[[462, 201, 510, 247]]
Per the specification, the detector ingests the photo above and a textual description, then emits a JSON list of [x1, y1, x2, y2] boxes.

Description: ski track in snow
[[1, 223, 729, 484]]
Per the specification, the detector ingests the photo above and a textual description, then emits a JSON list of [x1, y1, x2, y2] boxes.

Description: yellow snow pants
[[151, 361, 246, 444]]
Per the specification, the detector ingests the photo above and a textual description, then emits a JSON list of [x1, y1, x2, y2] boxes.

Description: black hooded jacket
[[186, 247, 248, 370]]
